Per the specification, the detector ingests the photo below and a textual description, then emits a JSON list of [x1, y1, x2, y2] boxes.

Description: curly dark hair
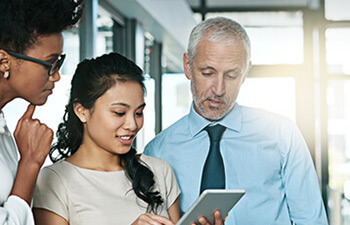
[[50, 52, 163, 214], [0, 0, 84, 53]]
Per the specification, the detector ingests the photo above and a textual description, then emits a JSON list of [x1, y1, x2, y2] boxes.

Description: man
[[144, 17, 328, 225]]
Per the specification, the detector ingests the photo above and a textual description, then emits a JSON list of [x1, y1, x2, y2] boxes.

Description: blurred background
[[3, 0, 350, 224]]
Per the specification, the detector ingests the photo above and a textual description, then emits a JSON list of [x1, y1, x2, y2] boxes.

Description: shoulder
[[236, 105, 301, 153], [36, 161, 72, 187], [240, 105, 291, 122], [140, 154, 178, 188], [239, 105, 296, 131], [33, 162, 71, 220], [144, 114, 190, 155], [156, 115, 190, 139], [140, 154, 174, 178], [139, 155, 180, 206], [34, 161, 71, 204], [40, 160, 71, 175], [140, 154, 170, 170]]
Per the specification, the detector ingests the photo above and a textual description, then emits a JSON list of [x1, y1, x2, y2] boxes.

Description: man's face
[[184, 38, 251, 121]]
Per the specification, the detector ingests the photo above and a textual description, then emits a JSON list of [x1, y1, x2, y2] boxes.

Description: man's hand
[[192, 210, 224, 225]]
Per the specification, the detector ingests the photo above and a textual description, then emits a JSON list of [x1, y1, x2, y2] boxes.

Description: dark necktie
[[200, 124, 226, 193]]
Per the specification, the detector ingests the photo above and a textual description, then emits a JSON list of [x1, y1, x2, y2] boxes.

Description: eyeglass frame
[[5, 50, 66, 76]]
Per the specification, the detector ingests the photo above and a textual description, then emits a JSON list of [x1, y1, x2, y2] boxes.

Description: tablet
[[176, 189, 245, 225]]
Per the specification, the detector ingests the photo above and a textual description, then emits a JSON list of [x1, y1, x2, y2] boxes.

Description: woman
[[32, 53, 181, 225], [0, 0, 83, 224]]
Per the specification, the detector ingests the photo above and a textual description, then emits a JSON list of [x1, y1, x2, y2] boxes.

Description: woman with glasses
[[0, 1, 83, 224]]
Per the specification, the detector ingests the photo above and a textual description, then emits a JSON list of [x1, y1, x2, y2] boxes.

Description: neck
[[0, 80, 17, 110], [66, 144, 123, 172]]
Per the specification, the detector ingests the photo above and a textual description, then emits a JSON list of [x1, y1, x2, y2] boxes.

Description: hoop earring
[[3, 71, 9, 79]]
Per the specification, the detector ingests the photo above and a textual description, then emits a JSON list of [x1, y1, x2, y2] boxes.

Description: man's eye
[[227, 75, 238, 79], [202, 72, 212, 76]]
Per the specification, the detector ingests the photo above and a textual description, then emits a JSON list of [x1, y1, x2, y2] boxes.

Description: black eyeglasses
[[6, 50, 66, 76]]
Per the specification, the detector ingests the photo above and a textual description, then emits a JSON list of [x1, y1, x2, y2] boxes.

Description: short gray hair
[[187, 17, 251, 67]]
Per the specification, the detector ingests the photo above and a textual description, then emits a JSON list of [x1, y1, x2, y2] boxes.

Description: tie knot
[[206, 124, 226, 142]]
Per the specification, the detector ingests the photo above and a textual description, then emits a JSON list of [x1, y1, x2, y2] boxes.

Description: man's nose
[[212, 75, 225, 97]]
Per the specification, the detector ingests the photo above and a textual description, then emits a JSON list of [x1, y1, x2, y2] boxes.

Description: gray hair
[[187, 17, 251, 67]]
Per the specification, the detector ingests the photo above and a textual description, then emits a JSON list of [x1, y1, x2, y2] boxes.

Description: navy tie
[[200, 124, 226, 193]]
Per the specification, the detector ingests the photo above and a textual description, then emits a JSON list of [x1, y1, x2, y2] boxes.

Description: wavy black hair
[[50, 52, 163, 213], [0, 0, 84, 53]]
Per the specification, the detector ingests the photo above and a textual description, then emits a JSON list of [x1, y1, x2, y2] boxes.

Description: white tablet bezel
[[176, 189, 245, 225]]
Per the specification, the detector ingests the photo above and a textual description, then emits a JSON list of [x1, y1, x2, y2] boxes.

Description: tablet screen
[[176, 189, 245, 225]]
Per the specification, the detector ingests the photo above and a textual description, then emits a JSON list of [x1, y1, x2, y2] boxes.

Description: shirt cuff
[[1, 195, 34, 225]]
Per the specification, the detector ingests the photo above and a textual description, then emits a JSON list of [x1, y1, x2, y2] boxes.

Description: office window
[[97, 8, 114, 55], [238, 77, 296, 122], [61, 29, 79, 76], [136, 77, 156, 152], [328, 80, 350, 190], [328, 80, 350, 224], [326, 28, 350, 75], [325, 0, 350, 21], [136, 30, 155, 152], [193, 12, 203, 24], [162, 73, 191, 130], [206, 11, 304, 65], [186, 0, 200, 8]]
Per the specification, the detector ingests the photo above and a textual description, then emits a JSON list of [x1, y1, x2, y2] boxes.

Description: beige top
[[33, 154, 180, 225]]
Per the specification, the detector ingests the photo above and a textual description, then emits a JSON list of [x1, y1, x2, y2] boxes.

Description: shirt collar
[[0, 110, 9, 135], [188, 102, 242, 137]]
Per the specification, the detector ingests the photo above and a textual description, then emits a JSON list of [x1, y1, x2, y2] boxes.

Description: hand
[[13, 104, 53, 167], [131, 213, 175, 225], [192, 210, 224, 225]]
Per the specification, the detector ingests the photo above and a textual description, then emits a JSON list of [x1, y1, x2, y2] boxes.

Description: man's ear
[[183, 53, 191, 80], [73, 102, 89, 123], [0, 49, 11, 74], [241, 60, 252, 85]]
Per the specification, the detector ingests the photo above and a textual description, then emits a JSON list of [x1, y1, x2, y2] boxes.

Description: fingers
[[21, 104, 36, 119], [14, 104, 36, 135], [132, 213, 175, 225], [197, 216, 210, 225], [13, 104, 53, 166], [197, 210, 223, 225], [147, 214, 174, 225], [213, 210, 224, 225], [222, 214, 228, 223]]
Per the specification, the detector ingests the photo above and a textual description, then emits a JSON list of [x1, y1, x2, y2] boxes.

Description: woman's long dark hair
[[50, 52, 163, 213]]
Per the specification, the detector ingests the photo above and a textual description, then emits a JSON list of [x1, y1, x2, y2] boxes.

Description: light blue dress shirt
[[144, 104, 328, 225]]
